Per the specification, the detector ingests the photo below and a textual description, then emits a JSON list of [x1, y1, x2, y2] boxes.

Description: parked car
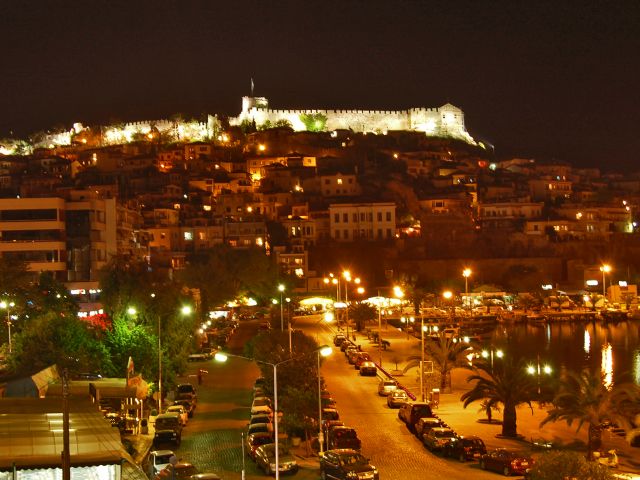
[[443, 435, 487, 461], [480, 449, 534, 476], [319, 449, 379, 480], [166, 405, 188, 426], [347, 349, 361, 364], [340, 341, 353, 352], [153, 412, 182, 446], [254, 443, 299, 475], [354, 352, 372, 370], [245, 432, 274, 460], [422, 427, 458, 452], [173, 462, 198, 480], [359, 361, 377, 376], [398, 402, 435, 432], [173, 399, 195, 418], [247, 422, 274, 437], [190, 474, 222, 480], [327, 426, 362, 451], [176, 383, 197, 404], [414, 417, 446, 438], [249, 414, 272, 426], [148, 449, 175, 477], [322, 407, 340, 424], [387, 389, 408, 408], [378, 379, 398, 396], [333, 333, 347, 346], [251, 397, 273, 416]]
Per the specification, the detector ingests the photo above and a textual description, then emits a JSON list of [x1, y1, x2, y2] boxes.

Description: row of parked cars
[[245, 377, 299, 476], [335, 333, 378, 376], [153, 383, 198, 447], [387, 388, 534, 476]]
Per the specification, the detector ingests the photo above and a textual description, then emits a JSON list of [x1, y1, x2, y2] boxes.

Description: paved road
[[299, 314, 506, 480], [169, 319, 319, 480]]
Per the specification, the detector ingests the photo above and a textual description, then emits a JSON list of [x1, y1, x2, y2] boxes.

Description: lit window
[[184, 232, 193, 240], [337, 178, 343, 185]]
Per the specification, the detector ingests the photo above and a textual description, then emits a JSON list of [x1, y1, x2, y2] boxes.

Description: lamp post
[[462, 268, 472, 311], [527, 356, 552, 396], [156, 301, 192, 414], [317, 345, 332, 454], [442, 290, 453, 320], [286, 297, 292, 354], [0, 300, 15, 354], [420, 318, 427, 402], [215, 346, 331, 480], [481, 348, 504, 372], [278, 284, 285, 331], [600, 264, 611, 302]]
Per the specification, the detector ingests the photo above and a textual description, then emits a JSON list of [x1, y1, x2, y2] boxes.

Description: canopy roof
[[0, 398, 124, 469]]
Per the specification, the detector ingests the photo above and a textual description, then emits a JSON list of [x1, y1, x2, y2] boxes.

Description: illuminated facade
[[231, 96, 475, 143]]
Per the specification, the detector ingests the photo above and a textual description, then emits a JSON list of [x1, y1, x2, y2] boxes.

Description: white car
[[251, 397, 273, 416], [148, 450, 175, 477], [165, 405, 188, 426]]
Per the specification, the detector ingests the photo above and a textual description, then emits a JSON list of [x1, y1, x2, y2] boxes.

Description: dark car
[[153, 413, 183, 447], [359, 361, 377, 376], [254, 443, 299, 475], [354, 352, 372, 370], [333, 333, 347, 346], [319, 449, 379, 480], [480, 449, 534, 476], [245, 432, 274, 460], [327, 426, 362, 451], [422, 427, 458, 452], [443, 435, 487, 461], [398, 402, 434, 433], [387, 390, 408, 408]]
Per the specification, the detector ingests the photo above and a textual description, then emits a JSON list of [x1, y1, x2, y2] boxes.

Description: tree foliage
[[348, 303, 377, 332], [425, 333, 473, 390], [541, 369, 640, 458], [299, 113, 327, 132], [461, 357, 536, 437], [527, 450, 613, 480]]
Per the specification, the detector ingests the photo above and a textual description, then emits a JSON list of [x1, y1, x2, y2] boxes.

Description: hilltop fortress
[[1, 95, 475, 153], [230, 96, 475, 144]]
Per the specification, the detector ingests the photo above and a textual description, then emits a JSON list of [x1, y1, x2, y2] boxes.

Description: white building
[[329, 202, 396, 242]]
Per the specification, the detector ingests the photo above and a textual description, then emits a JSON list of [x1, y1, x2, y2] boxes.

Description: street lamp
[[278, 284, 285, 331], [420, 320, 428, 402], [157, 304, 192, 414], [317, 345, 332, 454], [0, 301, 15, 353], [481, 348, 504, 372], [527, 356, 552, 396], [462, 268, 472, 311], [215, 345, 331, 480], [600, 264, 612, 301]]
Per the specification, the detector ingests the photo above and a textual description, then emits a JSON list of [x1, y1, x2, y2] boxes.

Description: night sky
[[1, 1, 639, 170]]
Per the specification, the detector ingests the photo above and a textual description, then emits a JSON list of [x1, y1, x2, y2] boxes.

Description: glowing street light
[[462, 268, 472, 310], [527, 357, 552, 395], [1, 300, 16, 353], [481, 348, 504, 372], [600, 264, 612, 300]]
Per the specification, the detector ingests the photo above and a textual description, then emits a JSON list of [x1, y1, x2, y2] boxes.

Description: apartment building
[[478, 201, 544, 230], [329, 202, 395, 241], [0, 191, 120, 284]]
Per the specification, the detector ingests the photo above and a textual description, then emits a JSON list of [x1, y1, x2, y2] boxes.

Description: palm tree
[[541, 369, 640, 459], [461, 357, 536, 437], [425, 333, 473, 391]]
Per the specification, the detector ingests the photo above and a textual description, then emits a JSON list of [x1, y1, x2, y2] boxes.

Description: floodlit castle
[[230, 96, 475, 144]]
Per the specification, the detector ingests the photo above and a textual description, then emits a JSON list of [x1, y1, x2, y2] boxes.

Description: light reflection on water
[[490, 320, 639, 384], [601, 343, 613, 390]]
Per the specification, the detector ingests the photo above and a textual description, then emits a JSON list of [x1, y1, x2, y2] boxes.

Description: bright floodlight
[[527, 365, 535, 375], [481, 350, 489, 358], [543, 365, 552, 375], [182, 306, 192, 315], [319, 346, 332, 357], [127, 307, 137, 315], [463, 268, 472, 278], [278, 284, 285, 292], [214, 352, 228, 363], [442, 290, 453, 300], [496, 350, 504, 358], [600, 264, 612, 273], [393, 286, 404, 298], [0, 301, 6, 309], [323, 311, 335, 322], [272, 298, 278, 305]]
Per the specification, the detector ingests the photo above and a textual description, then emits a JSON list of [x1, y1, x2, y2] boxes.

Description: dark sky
[[1, 1, 639, 170]]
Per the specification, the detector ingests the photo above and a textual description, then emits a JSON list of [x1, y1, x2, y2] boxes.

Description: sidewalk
[[351, 324, 640, 474]]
